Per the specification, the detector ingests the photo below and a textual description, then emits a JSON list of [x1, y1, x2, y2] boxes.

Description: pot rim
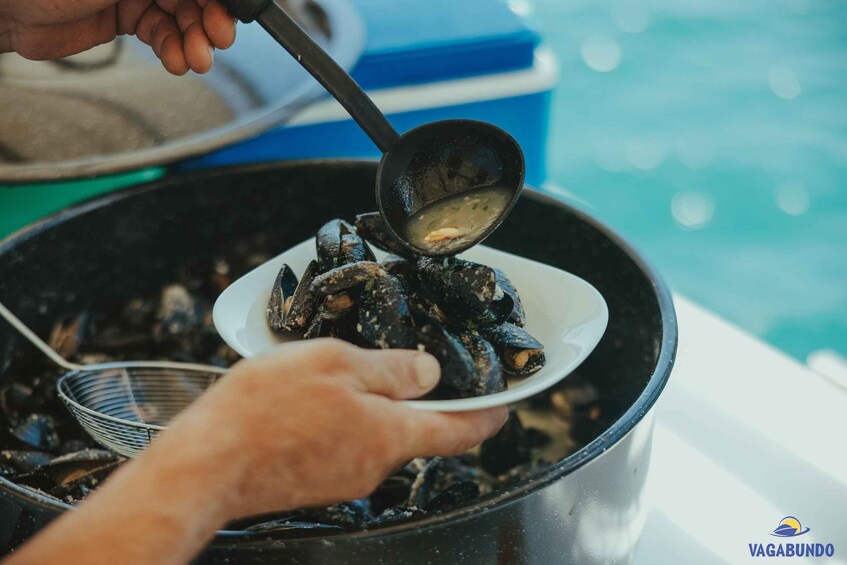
[[0, 159, 677, 545]]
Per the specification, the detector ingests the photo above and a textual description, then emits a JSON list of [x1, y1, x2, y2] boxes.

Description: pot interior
[[0, 160, 672, 538]]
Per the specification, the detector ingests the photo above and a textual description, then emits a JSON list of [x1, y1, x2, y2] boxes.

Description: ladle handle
[[225, 0, 400, 153], [0, 301, 83, 372]]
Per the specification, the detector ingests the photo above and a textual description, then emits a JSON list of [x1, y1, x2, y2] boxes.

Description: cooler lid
[[350, 0, 540, 90], [0, 0, 365, 183]]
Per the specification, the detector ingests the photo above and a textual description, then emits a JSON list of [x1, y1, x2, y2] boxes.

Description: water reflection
[[768, 67, 802, 100], [776, 181, 810, 216], [671, 190, 715, 230], [625, 137, 666, 170], [581, 36, 622, 72]]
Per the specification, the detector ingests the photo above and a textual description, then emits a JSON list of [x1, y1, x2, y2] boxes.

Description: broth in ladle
[[403, 186, 513, 254]]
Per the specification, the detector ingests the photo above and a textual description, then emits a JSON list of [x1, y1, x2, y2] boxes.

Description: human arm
[[4, 339, 507, 565]]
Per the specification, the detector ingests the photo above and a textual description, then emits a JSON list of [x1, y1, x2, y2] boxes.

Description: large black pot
[[0, 161, 676, 564]]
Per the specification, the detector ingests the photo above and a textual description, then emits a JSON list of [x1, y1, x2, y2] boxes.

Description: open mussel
[[316, 219, 356, 272], [267, 264, 299, 330], [482, 323, 546, 376]]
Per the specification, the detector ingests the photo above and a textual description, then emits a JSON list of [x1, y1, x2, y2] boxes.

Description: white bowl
[[213, 239, 608, 411]]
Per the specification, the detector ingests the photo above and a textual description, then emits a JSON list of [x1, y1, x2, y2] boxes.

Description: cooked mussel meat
[[482, 323, 546, 375]]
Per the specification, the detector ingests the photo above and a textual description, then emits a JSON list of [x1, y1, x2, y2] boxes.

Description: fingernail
[[413, 354, 440, 389]]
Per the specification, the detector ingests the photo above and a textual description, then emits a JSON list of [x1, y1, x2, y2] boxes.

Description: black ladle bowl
[[225, 0, 525, 256]]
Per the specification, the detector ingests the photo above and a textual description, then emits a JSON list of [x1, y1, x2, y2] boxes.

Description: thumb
[[351, 349, 441, 400]]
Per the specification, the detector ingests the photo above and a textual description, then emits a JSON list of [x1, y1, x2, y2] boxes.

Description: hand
[[6, 339, 507, 565], [0, 0, 236, 75], [163, 338, 509, 517]]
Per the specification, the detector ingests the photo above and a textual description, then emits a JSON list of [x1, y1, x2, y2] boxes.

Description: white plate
[[213, 239, 608, 412]]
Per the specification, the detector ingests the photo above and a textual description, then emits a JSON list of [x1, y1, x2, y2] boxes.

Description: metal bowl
[[0, 161, 676, 564], [0, 0, 364, 182]]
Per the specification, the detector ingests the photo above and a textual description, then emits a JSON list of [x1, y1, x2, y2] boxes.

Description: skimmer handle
[[0, 301, 84, 371]]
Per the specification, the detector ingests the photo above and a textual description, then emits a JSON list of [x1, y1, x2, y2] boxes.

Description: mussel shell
[[423, 480, 480, 513], [266, 264, 299, 331], [301, 499, 372, 530], [51, 461, 121, 503], [458, 333, 506, 395], [406, 457, 443, 508], [48, 313, 89, 359], [417, 257, 497, 321], [42, 449, 120, 486], [245, 519, 343, 536], [310, 262, 387, 296], [303, 310, 329, 339], [370, 475, 414, 515], [338, 233, 376, 265], [355, 212, 415, 258], [369, 506, 428, 527], [482, 323, 546, 376], [413, 320, 477, 394], [283, 260, 320, 332], [479, 411, 532, 476], [493, 267, 526, 327], [358, 276, 416, 349], [0, 450, 53, 474], [11, 414, 60, 451], [154, 284, 201, 338], [316, 219, 355, 272], [381, 255, 417, 278]]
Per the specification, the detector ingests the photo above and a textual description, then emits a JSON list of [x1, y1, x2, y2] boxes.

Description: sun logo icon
[[771, 516, 810, 538]]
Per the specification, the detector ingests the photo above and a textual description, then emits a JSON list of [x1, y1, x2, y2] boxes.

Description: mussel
[[355, 212, 415, 258], [358, 276, 416, 349], [482, 323, 546, 376]]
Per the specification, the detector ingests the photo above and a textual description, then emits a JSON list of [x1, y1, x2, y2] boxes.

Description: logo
[[771, 516, 810, 538], [748, 516, 836, 559]]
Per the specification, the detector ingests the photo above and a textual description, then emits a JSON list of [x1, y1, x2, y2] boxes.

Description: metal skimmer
[[0, 301, 226, 458]]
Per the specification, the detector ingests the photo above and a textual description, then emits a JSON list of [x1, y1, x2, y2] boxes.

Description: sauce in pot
[[403, 186, 512, 254]]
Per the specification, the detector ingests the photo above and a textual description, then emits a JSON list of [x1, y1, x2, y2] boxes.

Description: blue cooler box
[[182, 0, 556, 187]]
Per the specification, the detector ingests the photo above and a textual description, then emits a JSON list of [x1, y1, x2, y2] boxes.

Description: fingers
[[136, 4, 189, 74], [203, 0, 237, 49], [351, 349, 441, 400], [400, 407, 509, 458], [118, 0, 235, 75]]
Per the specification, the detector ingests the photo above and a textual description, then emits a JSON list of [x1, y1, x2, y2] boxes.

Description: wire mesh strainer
[[1, 301, 227, 458]]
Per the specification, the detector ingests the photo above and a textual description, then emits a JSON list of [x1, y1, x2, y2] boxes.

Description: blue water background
[[523, 0, 847, 360]]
